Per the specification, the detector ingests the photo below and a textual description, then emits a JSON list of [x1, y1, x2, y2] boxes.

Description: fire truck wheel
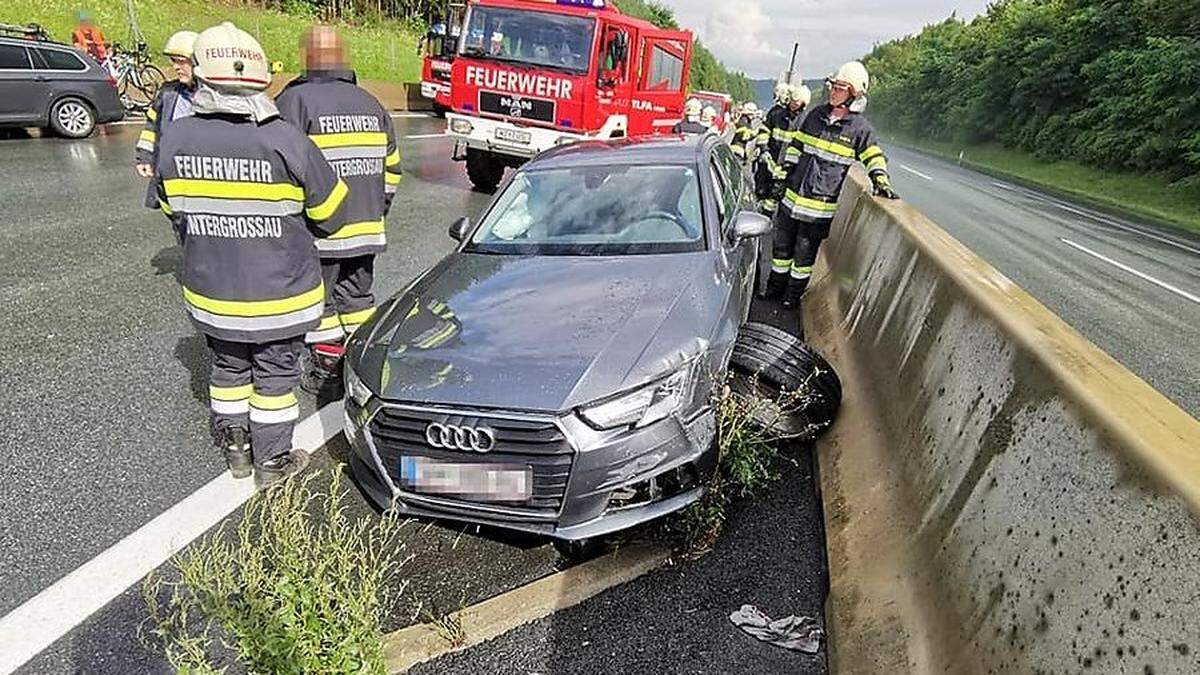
[[466, 148, 505, 193], [728, 321, 842, 439]]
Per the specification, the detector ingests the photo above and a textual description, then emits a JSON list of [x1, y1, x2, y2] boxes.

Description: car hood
[[356, 252, 718, 412]]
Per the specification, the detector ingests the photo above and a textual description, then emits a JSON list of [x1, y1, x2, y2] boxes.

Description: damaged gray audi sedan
[[342, 134, 771, 543]]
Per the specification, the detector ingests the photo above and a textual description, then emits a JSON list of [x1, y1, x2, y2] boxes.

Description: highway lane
[[0, 116, 492, 619], [886, 144, 1200, 418]]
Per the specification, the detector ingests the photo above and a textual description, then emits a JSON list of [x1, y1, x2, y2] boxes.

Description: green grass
[[882, 130, 1200, 235], [2, 0, 421, 82]]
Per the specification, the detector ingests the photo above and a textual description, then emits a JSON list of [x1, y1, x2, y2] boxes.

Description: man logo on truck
[[465, 65, 574, 100]]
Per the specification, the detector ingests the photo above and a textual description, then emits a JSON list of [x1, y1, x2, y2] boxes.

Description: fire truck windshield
[[460, 6, 595, 75]]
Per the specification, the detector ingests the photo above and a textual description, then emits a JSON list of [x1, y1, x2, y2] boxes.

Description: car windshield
[[460, 6, 595, 75], [467, 164, 706, 256]]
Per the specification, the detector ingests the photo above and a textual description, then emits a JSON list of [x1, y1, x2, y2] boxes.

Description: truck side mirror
[[448, 216, 471, 241]]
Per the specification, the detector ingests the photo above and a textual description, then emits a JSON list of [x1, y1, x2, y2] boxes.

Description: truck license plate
[[494, 127, 532, 145], [400, 456, 531, 503]]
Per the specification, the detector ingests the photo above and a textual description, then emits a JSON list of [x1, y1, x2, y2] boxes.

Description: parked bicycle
[[108, 41, 165, 113]]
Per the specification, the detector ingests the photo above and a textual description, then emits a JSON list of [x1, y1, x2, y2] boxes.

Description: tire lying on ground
[[728, 321, 842, 440]]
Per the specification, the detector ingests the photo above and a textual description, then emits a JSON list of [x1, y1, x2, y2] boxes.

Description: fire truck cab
[[443, 0, 694, 191], [420, 2, 465, 112]]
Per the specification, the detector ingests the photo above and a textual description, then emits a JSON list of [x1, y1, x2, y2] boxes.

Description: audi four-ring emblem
[[425, 422, 497, 452]]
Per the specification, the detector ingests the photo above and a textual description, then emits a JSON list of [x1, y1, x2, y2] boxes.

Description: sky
[[655, 0, 993, 80]]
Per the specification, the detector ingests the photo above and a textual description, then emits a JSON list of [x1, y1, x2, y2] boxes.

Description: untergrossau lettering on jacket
[[464, 65, 573, 100]]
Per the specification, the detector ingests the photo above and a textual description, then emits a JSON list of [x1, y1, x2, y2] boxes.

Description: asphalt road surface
[[886, 145, 1200, 419]]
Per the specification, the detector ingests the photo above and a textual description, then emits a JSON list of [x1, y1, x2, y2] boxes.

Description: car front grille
[[368, 405, 573, 520]]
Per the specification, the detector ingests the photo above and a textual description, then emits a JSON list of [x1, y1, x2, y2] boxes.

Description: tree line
[[863, 0, 1200, 184]]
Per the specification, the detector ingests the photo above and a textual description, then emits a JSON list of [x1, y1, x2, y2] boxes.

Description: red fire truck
[[419, 2, 466, 112], [441, 0, 694, 190]]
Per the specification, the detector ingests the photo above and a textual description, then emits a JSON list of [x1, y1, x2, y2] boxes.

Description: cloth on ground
[[728, 604, 823, 654]]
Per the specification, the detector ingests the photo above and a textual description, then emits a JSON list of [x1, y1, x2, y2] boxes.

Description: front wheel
[[465, 148, 504, 193], [49, 98, 96, 138]]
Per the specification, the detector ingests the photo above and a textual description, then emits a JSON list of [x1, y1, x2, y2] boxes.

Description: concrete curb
[[804, 171, 1200, 673], [382, 544, 671, 673]]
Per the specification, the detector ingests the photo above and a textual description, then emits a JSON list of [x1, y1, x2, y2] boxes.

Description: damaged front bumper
[[343, 398, 718, 541]]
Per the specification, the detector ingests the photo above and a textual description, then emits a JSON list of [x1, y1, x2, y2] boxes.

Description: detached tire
[[465, 148, 504, 193], [729, 321, 841, 439], [49, 97, 96, 138]]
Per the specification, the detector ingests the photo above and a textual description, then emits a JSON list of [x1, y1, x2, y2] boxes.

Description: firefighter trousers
[[306, 255, 377, 344], [771, 210, 833, 290], [207, 336, 303, 464]]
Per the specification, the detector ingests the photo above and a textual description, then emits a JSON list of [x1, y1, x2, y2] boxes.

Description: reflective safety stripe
[[771, 128, 790, 142], [865, 156, 888, 172], [136, 140, 155, 153], [310, 132, 388, 149], [784, 190, 839, 219], [158, 200, 173, 216], [419, 323, 457, 349], [791, 263, 813, 279], [859, 145, 884, 163], [188, 303, 324, 333], [164, 179, 305, 202], [146, 108, 158, 122], [804, 144, 856, 165], [385, 183, 398, 195], [731, 145, 746, 158], [385, 149, 401, 167], [306, 179, 348, 222], [339, 306, 376, 327], [771, 257, 793, 273], [210, 383, 254, 402], [183, 283, 324, 318], [211, 398, 250, 415], [139, 130, 156, 144], [795, 132, 855, 159], [320, 146, 388, 161], [316, 234, 386, 253], [385, 172, 402, 186], [314, 314, 341, 331], [249, 391, 298, 411], [166, 196, 303, 216], [329, 219, 386, 240], [305, 326, 345, 343]]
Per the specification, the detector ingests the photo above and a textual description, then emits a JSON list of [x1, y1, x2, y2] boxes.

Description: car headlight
[[579, 367, 694, 430], [344, 365, 374, 408], [450, 118, 474, 135]]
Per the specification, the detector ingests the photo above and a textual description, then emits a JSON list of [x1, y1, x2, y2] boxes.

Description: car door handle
[[33, 75, 48, 82]]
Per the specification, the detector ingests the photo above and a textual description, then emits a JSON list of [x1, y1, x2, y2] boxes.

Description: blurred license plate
[[494, 127, 531, 145], [400, 456, 531, 503]]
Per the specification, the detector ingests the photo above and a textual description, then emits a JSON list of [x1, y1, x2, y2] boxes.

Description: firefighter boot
[[255, 448, 311, 489], [301, 343, 346, 397], [759, 270, 789, 300], [782, 276, 809, 309], [219, 426, 252, 479]]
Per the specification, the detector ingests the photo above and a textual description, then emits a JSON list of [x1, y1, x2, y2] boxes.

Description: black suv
[[0, 32, 124, 138]]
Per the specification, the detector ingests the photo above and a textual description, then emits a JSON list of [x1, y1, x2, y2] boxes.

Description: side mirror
[[731, 211, 771, 242], [448, 216, 471, 241]]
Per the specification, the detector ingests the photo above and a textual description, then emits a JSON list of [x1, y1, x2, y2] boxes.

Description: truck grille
[[368, 406, 573, 520]]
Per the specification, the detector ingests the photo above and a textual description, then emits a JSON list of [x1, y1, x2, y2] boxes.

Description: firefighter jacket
[[780, 103, 889, 222], [137, 81, 196, 208], [672, 119, 709, 135], [755, 104, 796, 180], [275, 70, 402, 259], [154, 113, 349, 343], [730, 114, 756, 161]]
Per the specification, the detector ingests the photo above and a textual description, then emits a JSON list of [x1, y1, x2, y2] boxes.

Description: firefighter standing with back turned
[[672, 98, 707, 134], [276, 25, 403, 395], [136, 30, 199, 236], [764, 61, 897, 310], [754, 82, 797, 213], [155, 22, 348, 486]]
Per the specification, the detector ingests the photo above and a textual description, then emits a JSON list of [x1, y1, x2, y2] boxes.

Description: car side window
[[714, 144, 743, 214], [0, 44, 32, 70], [708, 159, 728, 226], [34, 48, 87, 71]]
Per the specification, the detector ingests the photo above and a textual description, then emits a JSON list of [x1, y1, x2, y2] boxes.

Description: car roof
[[525, 134, 716, 171]]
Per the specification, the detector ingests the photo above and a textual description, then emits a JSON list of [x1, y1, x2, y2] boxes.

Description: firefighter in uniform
[[672, 98, 707, 134], [275, 24, 403, 394], [700, 105, 718, 130], [765, 61, 897, 308], [730, 101, 760, 165], [136, 31, 199, 234], [754, 82, 799, 212], [155, 23, 348, 486]]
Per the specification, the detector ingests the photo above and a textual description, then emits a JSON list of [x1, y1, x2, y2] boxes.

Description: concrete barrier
[[803, 171, 1200, 673]]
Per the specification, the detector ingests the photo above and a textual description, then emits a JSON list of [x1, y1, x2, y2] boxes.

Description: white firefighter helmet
[[684, 97, 702, 118], [701, 105, 717, 125], [742, 101, 760, 116], [773, 81, 791, 105], [162, 30, 199, 59], [192, 22, 271, 91], [790, 84, 812, 108], [832, 61, 870, 96]]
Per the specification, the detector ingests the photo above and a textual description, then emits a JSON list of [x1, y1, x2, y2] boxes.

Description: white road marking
[[106, 119, 144, 126], [390, 112, 436, 119], [403, 133, 446, 140], [900, 164, 934, 181], [1060, 238, 1200, 306], [0, 402, 346, 675]]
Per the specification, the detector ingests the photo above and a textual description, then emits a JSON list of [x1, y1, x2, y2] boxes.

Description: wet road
[[888, 145, 1200, 418]]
